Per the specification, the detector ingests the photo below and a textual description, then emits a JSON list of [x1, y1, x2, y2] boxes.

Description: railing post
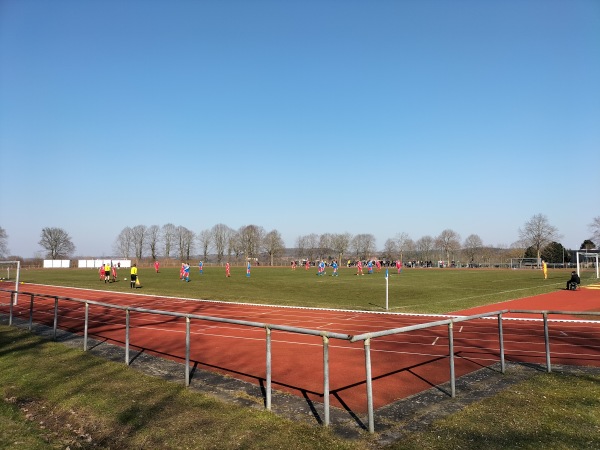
[[364, 338, 374, 433], [28, 294, 34, 331], [185, 316, 191, 387], [125, 309, 130, 365], [52, 296, 58, 340], [543, 312, 551, 373], [498, 312, 505, 373], [8, 291, 14, 326], [265, 326, 272, 410], [448, 321, 455, 398], [83, 302, 89, 351], [322, 335, 330, 427]]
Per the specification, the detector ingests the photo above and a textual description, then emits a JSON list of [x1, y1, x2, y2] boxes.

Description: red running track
[[1, 283, 599, 415]]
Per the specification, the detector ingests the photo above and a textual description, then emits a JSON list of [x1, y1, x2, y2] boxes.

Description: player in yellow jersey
[[130, 264, 138, 288]]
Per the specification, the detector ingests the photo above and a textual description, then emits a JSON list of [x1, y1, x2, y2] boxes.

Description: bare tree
[[295, 235, 307, 260], [238, 225, 264, 260], [147, 225, 161, 260], [211, 223, 232, 264], [263, 229, 285, 266], [589, 217, 600, 248], [0, 227, 8, 258], [318, 233, 334, 259], [38, 227, 75, 259], [435, 229, 461, 265], [463, 234, 483, 264], [351, 234, 376, 260], [305, 233, 319, 261], [114, 227, 134, 258], [382, 238, 397, 261], [395, 232, 411, 262], [197, 229, 212, 261], [518, 214, 561, 263], [228, 230, 243, 261], [330, 232, 352, 264], [416, 235, 434, 263], [176, 226, 195, 261], [162, 223, 177, 258], [131, 225, 147, 260], [297, 233, 319, 261]]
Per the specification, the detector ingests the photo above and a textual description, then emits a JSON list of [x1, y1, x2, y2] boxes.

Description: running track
[[1, 282, 599, 416]]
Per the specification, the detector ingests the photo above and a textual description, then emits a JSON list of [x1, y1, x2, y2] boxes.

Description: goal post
[[576, 252, 599, 279], [0, 260, 21, 305]]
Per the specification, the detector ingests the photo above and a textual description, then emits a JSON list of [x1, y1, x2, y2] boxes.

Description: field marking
[[391, 282, 567, 311]]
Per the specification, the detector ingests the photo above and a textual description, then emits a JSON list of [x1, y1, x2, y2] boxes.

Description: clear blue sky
[[1, 0, 599, 258]]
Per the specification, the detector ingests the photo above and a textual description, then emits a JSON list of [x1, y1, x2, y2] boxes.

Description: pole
[[385, 269, 389, 311], [364, 338, 374, 433], [265, 327, 272, 410], [543, 313, 551, 373], [185, 316, 191, 387], [322, 335, 330, 426]]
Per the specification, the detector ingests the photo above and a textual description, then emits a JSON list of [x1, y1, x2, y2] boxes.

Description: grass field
[[14, 265, 590, 314]]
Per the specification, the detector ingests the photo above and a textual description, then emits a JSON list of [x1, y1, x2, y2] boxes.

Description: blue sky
[[1, 0, 599, 258]]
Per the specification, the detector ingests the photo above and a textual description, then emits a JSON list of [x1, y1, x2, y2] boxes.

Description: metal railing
[[2, 288, 600, 433], [3, 289, 350, 427]]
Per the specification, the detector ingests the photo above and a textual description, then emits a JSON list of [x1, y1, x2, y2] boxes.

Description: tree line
[[1, 215, 599, 265]]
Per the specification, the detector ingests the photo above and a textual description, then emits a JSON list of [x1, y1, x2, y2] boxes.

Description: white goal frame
[[0, 260, 21, 305], [576, 251, 599, 279]]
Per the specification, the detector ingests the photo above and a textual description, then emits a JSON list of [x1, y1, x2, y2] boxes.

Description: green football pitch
[[15, 266, 587, 314]]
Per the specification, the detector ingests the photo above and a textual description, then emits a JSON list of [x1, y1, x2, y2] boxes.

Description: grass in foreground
[[14, 266, 589, 314], [2, 325, 600, 449]]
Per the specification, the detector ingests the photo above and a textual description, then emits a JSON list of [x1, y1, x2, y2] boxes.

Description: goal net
[[510, 257, 539, 269], [0, 260, 21, 305], [576, 252, 599, 280]]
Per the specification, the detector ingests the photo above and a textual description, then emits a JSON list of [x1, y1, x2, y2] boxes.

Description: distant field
[[15, 266, 585, 314]]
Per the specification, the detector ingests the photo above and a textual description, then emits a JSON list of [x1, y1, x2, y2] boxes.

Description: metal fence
[[1, 288, 599, 433]]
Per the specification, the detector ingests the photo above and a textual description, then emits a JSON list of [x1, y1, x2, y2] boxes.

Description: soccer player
[[356, 260, 363, 275], [198, 261, 203, 274], [291, 260, 296, 270], [317, 260, 325, 276], [331, 260, 338, 276], [154, 260, 160, 273], [542, 260, 548, 280], [225, 262, 231, 277], [104, 262, 111, 283], [367, 260, 373, 274], [130, 264, 138, 289], [396, 260, 402, 274], [183, 263, 190, 282], [246, 261, 251, 277], [111, 264, 117, 282], [180, 263, 185, 280], [375, 260, 381, 272]]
